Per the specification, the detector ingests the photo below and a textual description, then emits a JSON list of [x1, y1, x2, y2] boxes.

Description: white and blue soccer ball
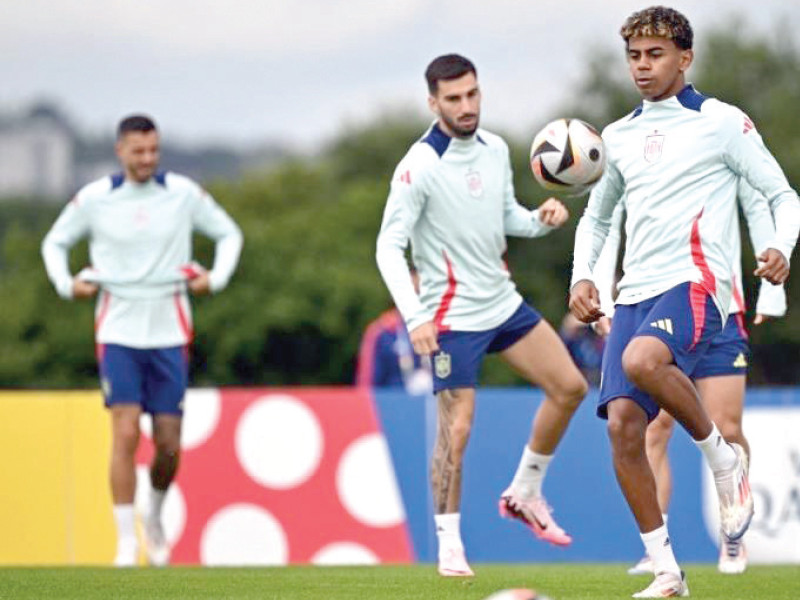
[[530, 118, 606, 197], [483, 589, 553, 600]]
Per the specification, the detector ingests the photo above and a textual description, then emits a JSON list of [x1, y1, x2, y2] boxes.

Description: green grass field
[[1, 564, 799, 599], [0, 564, 800, 600]]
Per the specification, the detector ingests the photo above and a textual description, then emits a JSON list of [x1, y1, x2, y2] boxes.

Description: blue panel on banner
[[372, 389, 435, 561], [373, 387, 763, 563]]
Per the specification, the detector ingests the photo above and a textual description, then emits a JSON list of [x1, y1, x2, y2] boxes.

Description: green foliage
[[1, 22, 798, 387]]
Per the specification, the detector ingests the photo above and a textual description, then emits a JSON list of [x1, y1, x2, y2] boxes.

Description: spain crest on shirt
[[644, 133, 664, 163], [465, 168, 483, 198]]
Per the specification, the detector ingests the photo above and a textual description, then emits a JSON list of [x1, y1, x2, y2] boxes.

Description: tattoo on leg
[[431, 390, 462, 514]]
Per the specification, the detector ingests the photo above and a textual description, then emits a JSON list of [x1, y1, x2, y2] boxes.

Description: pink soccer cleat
[[499, 488, 572, 546], [437, 547, 474, 577], [714, 443, 754, 542], [632, 571, 689, 598], [718, 537, 747, 574], [628, 554, 655, 575]]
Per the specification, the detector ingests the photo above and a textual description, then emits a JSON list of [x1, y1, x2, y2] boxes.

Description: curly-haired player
[[570, 6, 800, 597]]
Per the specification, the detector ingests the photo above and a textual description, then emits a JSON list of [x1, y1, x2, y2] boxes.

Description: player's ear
[[679, 48, 694, 72], [427, 95, 440, 116]]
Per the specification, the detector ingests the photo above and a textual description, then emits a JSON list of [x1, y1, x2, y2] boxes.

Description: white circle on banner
[[336, 433, 405, 528], [134, 466, 187, 544], [311, 542, 380, 565], [181, 388, 222, 449], [200, 503, 288, 566], [136, 388, 221, 450], [235, 394, 323, 489]]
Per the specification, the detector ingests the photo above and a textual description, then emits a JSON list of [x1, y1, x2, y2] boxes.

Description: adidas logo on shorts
[[650, 318, 674, 335]]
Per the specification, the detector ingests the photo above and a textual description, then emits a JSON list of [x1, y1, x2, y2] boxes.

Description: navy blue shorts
[[599, 282, 723, 421], [692, 313, 749, 379], [432, 302, 542, 393], [99, 344, 188, 415]]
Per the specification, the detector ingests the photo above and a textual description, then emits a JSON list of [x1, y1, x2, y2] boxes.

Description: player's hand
[[538, 198, 569, 228], [72, 278, 99, 299], [753, 313, 775, 326], [754, 248, 789, 285], [409, 321, 439, 356], [188, 272, 212, 295], [569, 280, 605, 324], [592, 316, 613, 337]]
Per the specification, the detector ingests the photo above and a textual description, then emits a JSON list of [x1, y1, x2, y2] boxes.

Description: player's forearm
[[41, 238, 75, 299], [375, 238, 427, 331], [571, 213, 611, 288], [504, 204, 554, 238], [769, 191, 800, 264], [208, 227, 244, 292]]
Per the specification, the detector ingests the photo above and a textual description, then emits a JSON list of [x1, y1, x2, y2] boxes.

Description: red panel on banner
[[136, 387, 413, 565]]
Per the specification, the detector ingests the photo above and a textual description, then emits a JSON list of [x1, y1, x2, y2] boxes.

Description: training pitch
[[1, 564, 798, 599]]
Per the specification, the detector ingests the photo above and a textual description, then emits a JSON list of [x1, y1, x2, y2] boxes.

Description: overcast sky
[[1, 0, 796, 149]]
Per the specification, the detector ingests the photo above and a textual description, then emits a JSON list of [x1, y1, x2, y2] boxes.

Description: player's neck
[[123, 171, 153, 185]]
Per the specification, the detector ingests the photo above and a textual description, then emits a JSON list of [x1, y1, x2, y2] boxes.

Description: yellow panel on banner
[[0, 391, 115, 565]]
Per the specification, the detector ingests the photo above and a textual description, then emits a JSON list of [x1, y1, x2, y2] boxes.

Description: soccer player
[[376, 54, 588, 577], [41, 115, 243, 567], [595, 183, 786, 576], [569, 7, 800, 597]]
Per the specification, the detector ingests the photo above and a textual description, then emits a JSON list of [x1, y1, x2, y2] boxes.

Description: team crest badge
[[644, 133, 665, 163], [465, 169, 483, 198], [434, 351, 452, 379]]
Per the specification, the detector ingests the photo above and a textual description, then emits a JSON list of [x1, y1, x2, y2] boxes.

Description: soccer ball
[[530, 118, 606, 196], [483, 589, 551, 600]]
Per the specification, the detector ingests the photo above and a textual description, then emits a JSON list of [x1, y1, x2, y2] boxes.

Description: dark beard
[[441, 114, 478, 138]]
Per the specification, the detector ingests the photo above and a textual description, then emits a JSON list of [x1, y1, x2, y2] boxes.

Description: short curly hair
[[620, 6, 693, 50]]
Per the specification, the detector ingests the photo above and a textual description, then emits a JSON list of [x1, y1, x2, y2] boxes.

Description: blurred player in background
[[356, 268, 433, 395], [569, 6, 800, 597], [559, 312, 605, 386], [376, 54, 588, 577], [41, 115, 243, 567], [595, 183, 786, 577]]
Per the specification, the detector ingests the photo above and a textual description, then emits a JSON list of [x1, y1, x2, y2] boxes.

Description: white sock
[[435, 513, 464, 554], [643, 515, 668, 560], [641, 524, 680, 577], [113, 504, 137, 546], [149, 488, 167, 522], [695, 424, 736, 473], [510, 447, 552, 498]]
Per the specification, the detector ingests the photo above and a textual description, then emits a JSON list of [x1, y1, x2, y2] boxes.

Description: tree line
[[1, 21, 798, 388]]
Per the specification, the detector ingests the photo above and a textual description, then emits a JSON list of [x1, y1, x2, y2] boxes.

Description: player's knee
[[607, 413, 644, 458], [621, 345, 660, 388], [546, 371, 588, 410], [716, 419, 744, 445], [154, 436, 181, 458], [113, 422, 140, 452], [570, 374, 589, 403], [647, 413, 674, 444], [448, 417, 473, 454], [560, 376, 588, 412]]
